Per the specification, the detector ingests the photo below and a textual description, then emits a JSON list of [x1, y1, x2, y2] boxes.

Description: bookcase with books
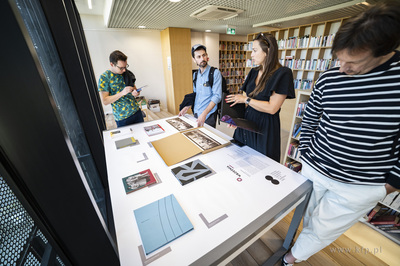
[[245, 18, 347, 90], [363, 192, 400, 244], [283, 90, 311, 172], [219, 41, 247, 93]]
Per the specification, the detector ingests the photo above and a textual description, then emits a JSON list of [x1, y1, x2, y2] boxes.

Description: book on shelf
[[171, 159, 214, 186], [285, 160, 302, 172], [371, 215, 400, 225], [381, 191, 399, 206], [122, 169, 157, 194], [133, 194, 194, 255], [143, 124, 165, 136], [292, 123, 302, 138], [366, 205, 382, 222], [389, 194, 400, 210]]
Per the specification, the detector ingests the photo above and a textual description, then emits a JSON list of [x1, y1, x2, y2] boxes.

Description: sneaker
[[281, 254, 293, 266]]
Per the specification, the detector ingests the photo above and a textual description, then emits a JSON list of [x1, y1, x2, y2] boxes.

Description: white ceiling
[[74, 0, 378, 35]]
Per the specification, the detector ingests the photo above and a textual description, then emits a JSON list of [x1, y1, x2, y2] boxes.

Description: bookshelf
[[219, 41, 246, 93], [283, 90, 311, 172], [245, 18, 347, 90], [361, 193, 400, 245]]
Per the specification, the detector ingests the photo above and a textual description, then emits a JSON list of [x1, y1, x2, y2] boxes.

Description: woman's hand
[[225, 94, 246, 107]]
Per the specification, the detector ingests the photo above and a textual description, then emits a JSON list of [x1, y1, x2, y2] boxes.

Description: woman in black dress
[[226, 33, 295, 162]]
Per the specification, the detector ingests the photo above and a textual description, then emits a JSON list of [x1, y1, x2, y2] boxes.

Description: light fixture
[[87, 0, 92, 9], [205, 30, 211, 32], [138, 26, 146, 29], [169, 0, 181, 2]]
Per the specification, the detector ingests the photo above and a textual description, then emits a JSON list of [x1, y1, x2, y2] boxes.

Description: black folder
[[220, 93, 261, 134]]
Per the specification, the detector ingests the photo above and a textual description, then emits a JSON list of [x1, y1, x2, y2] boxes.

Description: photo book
[[220, 93, 261, 134], [143, 124, 165, 136], [171, 159, 214, 186], [151, 127, 230, 166], [122, 169, 157, 194], [115, 136, 138, 149], [133, 194, 194, 255]]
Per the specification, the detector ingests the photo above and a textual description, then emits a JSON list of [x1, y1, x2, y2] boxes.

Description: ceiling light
[[169, 0, 181, 2], [88, 0, 92, 9], [205, 30, 211, 32], [138, 26, 146, 29]]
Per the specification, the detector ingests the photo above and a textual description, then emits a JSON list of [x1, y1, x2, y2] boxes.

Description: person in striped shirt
[[283, 1, 400, 265]]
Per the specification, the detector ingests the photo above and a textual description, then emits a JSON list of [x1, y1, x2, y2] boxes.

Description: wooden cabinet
[[218, 41, 246, 93]]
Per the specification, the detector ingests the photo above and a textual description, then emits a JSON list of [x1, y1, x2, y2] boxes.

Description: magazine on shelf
[[143, 124, 165, 136], [122, 169, 157, 194], [133, 194, 194, 255]]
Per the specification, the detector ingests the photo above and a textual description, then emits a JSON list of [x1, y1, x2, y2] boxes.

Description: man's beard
[[199, 61, 207, 67]]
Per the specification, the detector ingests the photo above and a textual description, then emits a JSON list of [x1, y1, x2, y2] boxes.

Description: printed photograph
[[166, 117, 194, 131], [183, 129, 221, 150]]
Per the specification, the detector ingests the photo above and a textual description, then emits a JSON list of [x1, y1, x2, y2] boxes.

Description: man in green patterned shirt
[[98, 50, 143, 127]]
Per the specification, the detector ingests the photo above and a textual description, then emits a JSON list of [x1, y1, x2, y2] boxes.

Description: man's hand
[[179, 106, 190, 116], [197, 112, 207, 127], [122, 86, 134, 96], [132, 89, 140, 97], [385, 183, 399, 195]]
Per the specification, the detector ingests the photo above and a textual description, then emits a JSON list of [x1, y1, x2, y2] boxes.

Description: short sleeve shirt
[[98, 70, 140, 121]]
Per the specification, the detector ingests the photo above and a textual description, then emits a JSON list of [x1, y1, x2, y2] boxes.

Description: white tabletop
[[103, 115, 310, 266]]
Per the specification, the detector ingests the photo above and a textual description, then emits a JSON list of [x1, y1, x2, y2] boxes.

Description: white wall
[[190, 32, 220, 70], [80, 15, 167, 113]]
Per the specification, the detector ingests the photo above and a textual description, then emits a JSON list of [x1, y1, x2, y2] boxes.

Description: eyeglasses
[[115, 64, 129, 71], [256, 32, 270, 47], [265, 175, 280, 185]]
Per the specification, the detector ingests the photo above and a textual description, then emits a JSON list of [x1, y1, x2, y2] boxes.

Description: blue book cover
[[133, 194, 194, 254]]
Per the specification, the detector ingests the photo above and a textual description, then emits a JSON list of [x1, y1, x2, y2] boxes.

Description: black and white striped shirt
[[299, 51, 400, 188]]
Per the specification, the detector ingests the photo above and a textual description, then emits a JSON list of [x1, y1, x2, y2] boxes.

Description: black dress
[[233, 67, 295, 162]]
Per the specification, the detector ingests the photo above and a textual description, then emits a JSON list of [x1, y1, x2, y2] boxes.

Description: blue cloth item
[[116, 109, 144, 127], [193, 65, 222, 120]]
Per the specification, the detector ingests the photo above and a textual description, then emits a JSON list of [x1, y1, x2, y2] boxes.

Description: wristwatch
[[245, 97, 251, 105]]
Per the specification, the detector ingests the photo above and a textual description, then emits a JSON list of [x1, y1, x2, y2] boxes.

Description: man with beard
[[179, 44, 222, 127]]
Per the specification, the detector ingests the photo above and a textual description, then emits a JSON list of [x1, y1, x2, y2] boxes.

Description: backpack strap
[[193, 71, 198, 88], [208, 67, 215, 89]]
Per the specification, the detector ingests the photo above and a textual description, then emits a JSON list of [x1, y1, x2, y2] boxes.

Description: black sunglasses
[[256, 32, 271, 47]]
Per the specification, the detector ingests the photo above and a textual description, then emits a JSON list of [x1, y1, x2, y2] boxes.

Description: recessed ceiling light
[[169, 0, 181, 2], [205, 30, 211, 32], [138, 26, 146, 29]]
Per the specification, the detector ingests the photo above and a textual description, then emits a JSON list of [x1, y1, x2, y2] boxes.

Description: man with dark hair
[[98, 50, 143, 127], [282, 1, 400, 265], [179, 44, 222, 127]]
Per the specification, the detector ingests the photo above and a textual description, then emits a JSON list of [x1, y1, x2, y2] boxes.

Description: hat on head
[[191, 44, 207, 57]]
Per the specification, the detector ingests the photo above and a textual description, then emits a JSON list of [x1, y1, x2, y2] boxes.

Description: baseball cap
[[191, 44, 207, 57]]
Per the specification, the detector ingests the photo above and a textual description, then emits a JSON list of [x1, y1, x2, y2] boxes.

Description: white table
[[103, 115, 312, 266]]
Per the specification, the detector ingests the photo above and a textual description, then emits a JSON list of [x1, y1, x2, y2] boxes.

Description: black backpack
[[193, 67, 228, 123]]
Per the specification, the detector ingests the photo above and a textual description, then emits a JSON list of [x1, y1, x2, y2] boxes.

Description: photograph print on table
[[166, 117, 194, 131]]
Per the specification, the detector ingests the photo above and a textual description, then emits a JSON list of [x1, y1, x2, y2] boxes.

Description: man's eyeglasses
[[115, 64, 129, 71]]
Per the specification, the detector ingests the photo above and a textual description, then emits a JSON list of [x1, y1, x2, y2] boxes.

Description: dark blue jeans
[[116, 110, 144, 127]]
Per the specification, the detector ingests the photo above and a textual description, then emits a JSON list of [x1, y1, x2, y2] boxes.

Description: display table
[[103, 115, 312, 266]]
